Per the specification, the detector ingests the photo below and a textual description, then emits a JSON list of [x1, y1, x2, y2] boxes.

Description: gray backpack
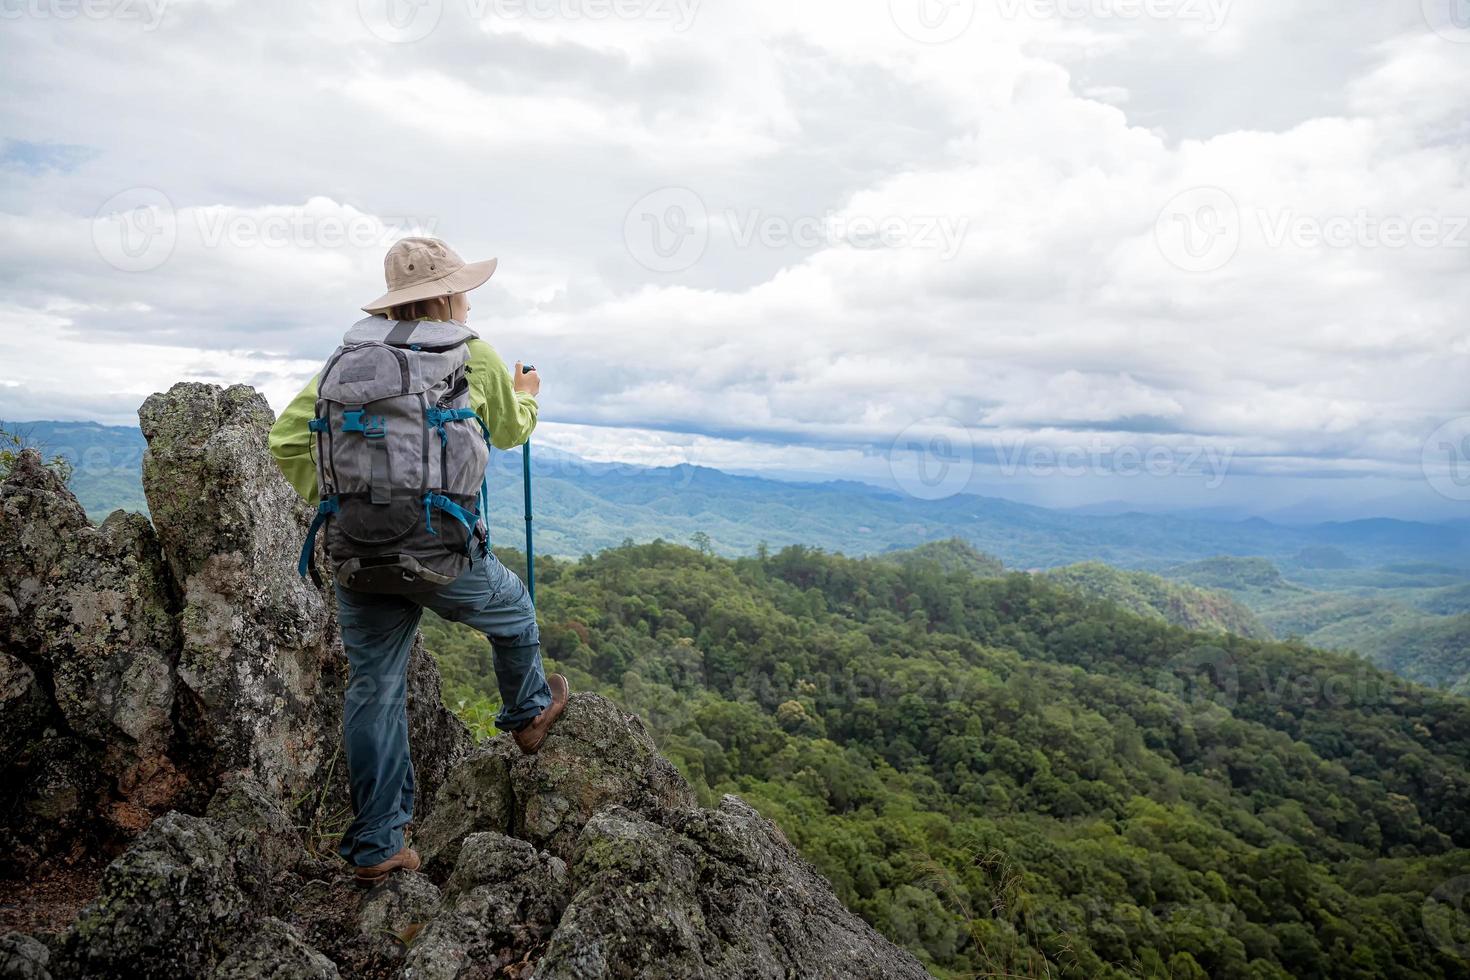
[[297, 315, 491, 593]]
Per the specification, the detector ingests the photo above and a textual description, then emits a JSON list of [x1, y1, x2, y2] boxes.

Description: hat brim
[[361, 257, 498, 313]]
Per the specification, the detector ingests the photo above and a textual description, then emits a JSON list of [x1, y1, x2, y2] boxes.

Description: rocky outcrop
[[0, 932, 51, 979], [541, 797, 921, 979], [414, 692, 697, 874], [135, 383, 471, 811], [0, 451, 183, 863], [0, 383, 471, 874], [1, 381, 932, 978]]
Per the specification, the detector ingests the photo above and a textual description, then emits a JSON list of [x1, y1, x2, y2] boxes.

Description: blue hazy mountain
[[12, 420, 1470, 575], [11, 419, 1469, 691]]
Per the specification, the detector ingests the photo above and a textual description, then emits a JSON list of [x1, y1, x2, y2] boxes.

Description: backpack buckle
[[342, 409, 386, 439]]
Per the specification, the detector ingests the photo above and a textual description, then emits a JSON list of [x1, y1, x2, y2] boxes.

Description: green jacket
[[268, 336, 538, 505]]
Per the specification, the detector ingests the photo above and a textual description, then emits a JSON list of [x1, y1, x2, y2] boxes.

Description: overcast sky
[[2, 0, 1468, 520]]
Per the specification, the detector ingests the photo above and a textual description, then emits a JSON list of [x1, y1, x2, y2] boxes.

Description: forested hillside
[[1044, 562, 1271, 639], [427, 541, 1470, 979], [1168, 556, 1470, 693]]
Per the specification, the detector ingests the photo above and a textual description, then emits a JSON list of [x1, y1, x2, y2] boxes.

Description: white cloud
[[0, 0, 1466, 518]]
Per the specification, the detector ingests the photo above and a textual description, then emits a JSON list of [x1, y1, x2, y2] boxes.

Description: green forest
[[425, 540, 1470, 979]]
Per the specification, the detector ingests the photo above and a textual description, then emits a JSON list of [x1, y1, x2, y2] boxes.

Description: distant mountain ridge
[[14, 419, 1469, 572], [9, 419, 1468, 693]]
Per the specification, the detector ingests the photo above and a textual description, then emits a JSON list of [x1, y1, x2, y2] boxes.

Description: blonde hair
[[387, 295, 453, 322]]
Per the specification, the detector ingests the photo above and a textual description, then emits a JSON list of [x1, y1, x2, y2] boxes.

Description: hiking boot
[[514, 674, 570, 755], [353, 846, 420, 887]]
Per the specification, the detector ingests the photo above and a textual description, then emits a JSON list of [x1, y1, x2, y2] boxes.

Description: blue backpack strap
[[423, 492, 481, 554], [298, 496, 339, 586], [425, 406, 490, 446]]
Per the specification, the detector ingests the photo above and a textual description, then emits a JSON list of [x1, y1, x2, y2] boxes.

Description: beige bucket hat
[[362, 237, 498, 313]]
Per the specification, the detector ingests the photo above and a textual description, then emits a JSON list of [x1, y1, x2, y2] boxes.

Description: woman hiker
[[268, 237, 569, 886]]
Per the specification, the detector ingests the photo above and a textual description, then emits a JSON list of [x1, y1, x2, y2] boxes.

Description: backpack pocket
[[332, 495, 421, 548]]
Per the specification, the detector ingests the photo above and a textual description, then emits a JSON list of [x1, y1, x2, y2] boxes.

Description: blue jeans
[[334, 549, 552, 867]]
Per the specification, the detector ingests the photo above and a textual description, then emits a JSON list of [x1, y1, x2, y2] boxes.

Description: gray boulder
[[53, 812, 251, 978], [400, 832, 569, 979], [0, 933, 51, 980], [212, 917, 340, 980], [206, 771, 303, 892], [0, 450, 185, 857], [0, 652, 48, 759], [138, 382, 351, 805], [357, 870, 440, 941], [415, 692, 695, 873], [538, 799, 932, 980]]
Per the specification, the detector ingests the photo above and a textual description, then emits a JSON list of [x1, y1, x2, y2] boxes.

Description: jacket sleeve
[[467, 338, 538, 450], [268, 375, 321, 506]]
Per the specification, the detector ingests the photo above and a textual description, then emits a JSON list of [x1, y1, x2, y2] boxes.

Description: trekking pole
[[521, 364, 536, 604]]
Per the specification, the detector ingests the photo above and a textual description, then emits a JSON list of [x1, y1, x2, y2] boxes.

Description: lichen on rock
[[415, 692, 697, 874]]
